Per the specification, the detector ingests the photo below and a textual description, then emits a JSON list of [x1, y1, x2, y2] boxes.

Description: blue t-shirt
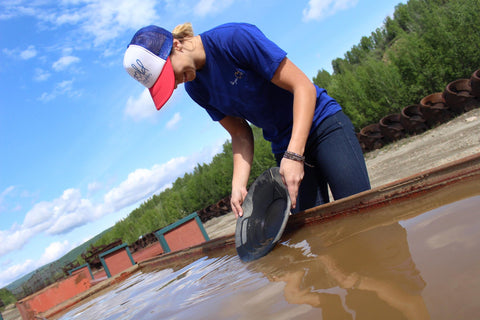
[[185, 23, 341, 154]]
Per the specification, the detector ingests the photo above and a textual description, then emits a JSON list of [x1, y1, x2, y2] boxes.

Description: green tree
[[0, 288, 16, 309], [312, 69, 332, 91], [324, 0, 480, 129]]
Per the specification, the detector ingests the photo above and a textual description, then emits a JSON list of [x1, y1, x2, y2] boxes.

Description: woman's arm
[[219, 116, 254, 218], [271, 57, 317, 209]]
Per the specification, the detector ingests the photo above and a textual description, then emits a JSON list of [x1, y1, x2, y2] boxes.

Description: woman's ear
[[172, 38, 183, 52]]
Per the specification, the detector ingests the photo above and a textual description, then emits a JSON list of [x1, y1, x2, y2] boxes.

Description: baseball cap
[[123, 25, 175, 110]]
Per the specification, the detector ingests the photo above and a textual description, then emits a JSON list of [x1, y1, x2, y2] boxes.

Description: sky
[[0, 0, 403, 289]]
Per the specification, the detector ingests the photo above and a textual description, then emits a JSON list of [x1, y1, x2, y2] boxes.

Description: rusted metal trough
[[140, 152, 480, 270]]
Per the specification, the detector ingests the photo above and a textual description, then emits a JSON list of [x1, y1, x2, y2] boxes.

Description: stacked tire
[[357, 68, 480, 153], [401, 104, 427, 135], [469, 69, 480, 99]]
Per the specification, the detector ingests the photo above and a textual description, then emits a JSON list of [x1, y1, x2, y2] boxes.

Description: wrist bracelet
[[283, 150, 305, 162]]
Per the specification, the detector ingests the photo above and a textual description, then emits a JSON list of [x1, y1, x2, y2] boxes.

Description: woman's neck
[[192, 35, 206, 70]]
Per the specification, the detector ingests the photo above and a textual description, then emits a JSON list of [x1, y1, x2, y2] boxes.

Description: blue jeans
[[275, 111, 371, 212]]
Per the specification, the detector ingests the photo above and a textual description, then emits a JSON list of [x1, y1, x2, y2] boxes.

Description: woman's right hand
[[231, 186, 248, 218], [219, 116, 254, 219]]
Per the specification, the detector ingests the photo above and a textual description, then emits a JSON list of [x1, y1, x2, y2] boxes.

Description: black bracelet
[[283, 150, 305, 162]]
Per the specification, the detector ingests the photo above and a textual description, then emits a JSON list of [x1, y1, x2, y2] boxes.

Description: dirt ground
[[203, 108, 480, 239], [1, 305, 21, 320]]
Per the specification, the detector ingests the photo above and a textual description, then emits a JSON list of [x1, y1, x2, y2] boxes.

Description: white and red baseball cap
[[123, 25, 175, 110]]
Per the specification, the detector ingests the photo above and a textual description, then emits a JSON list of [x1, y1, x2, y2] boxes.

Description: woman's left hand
[[279, 158, 304, 209]]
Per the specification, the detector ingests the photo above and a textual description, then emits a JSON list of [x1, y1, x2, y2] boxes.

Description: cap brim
[[235, 167, 291, 262], [149, 56, 175, 110]]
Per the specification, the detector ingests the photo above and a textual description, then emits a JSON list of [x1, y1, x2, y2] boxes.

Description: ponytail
[[172, 22, 194, 40]]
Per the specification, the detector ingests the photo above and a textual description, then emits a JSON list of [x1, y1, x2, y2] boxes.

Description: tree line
[[314, 0, 479, 129], [0, 288, 16, 311]]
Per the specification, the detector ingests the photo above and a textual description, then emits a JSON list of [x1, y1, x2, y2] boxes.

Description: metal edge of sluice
[[287, 152, 480, 231], [138, 234, 237, 272], [139, 152, 480, 270]]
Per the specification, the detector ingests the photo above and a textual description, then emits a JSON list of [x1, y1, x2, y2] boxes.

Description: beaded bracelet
[[283, 150, 305, 162]]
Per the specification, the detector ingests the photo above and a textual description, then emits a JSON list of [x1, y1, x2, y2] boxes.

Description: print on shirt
[[230, 69, 245, 85]]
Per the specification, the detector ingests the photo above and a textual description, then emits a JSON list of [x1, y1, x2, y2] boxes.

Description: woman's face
[[170, 41, 197, 88]]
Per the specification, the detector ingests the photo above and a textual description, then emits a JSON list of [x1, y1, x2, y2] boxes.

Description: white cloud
[[193, 0, 234, 17], [52, 55, 80, 71], [302, 0, 358, 21], [0, 186, 15, 212], [23, 201, 54, 229], [39, 91, 54, 102], [0, 240, 73, 288], [0, 186, 29, 214], [57, 79, 77, 92], [1, 0, 159, 45], [54, 10, 83, 25], [124, 84, 187, 122], [102, 146, 224, 213], [2, 48, 15, 57], [124, 89, 157, 122], [166, 112, 181, 130], [0, 2, 37, 20], [38, 79, 82, 102], [34, 68, 51, 81], [87, 181, 102, 194], [38, 240, 73, 265], [21, 189, 100, 236], [0, 191, 104, 256], [52, 0, 159, 45], [0, 226, 32, 258], [2, 45, 37, 60], [46, 200, 98, 235], [100, 144, 223, 214], [0, 259, 35, 289], [1, 186, 15, 197], [20, 45, 37, 59], [104, 157, 192, 211]]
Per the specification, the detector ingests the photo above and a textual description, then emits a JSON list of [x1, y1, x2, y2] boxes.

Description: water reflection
[[251, 220, 429, 319], [57, 192, 480, 319]]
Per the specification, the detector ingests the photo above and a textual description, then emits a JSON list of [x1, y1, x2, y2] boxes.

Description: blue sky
[[0, 0, 402, 288]]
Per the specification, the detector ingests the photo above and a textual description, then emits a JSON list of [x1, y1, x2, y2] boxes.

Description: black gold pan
[[235, 167, 291, 262]]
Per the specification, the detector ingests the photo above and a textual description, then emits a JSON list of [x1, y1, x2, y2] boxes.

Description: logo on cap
[[130, 59, 153, 86]]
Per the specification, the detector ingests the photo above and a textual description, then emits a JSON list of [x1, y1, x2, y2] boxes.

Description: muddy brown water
[[57, 178, 480, 320]]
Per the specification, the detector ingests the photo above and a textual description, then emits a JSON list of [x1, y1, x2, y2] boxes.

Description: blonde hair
[[172, 22, 194, 40]]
